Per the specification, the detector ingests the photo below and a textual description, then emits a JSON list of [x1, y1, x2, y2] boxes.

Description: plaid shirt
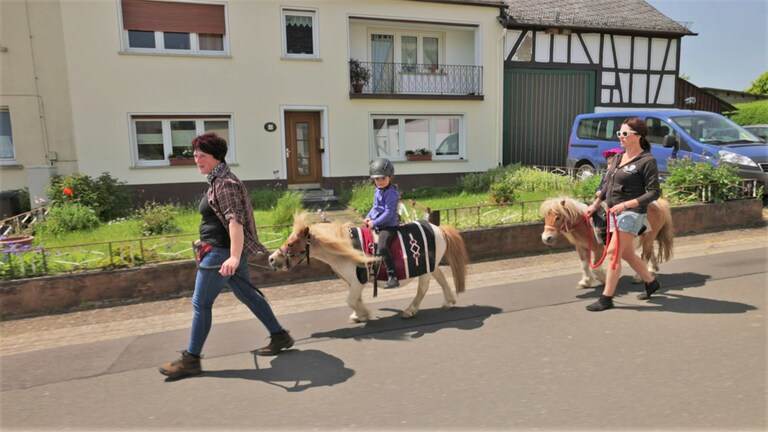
[[206, 164, 268, 257]]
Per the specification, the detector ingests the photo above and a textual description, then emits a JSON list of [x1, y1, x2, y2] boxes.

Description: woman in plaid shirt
[[160, 132, 293, 379]]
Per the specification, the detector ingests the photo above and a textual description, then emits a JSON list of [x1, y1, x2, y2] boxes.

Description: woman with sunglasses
[[584, 117, 662, 311]]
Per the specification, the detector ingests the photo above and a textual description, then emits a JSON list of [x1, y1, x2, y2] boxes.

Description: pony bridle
[[277, 235, 311, 268], [543, 212, 584, 234]]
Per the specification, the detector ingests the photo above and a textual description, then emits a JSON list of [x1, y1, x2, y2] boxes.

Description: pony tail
[[440, 225, 469, 294], [640, 137, 651, 151]]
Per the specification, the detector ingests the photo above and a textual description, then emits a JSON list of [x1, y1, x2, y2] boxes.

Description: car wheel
[[575, 164, 596, 180]]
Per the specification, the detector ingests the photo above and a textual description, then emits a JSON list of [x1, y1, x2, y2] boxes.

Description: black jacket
[[598, 150, 661, 214]]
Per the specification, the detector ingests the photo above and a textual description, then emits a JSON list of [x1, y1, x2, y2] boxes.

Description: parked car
[[743, 124, 768, 141], [566, 110, 768, 198]]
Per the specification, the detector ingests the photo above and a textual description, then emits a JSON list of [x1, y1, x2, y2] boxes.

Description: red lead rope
[[586, 210, 620, 271]]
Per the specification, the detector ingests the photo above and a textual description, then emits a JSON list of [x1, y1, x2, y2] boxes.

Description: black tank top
[[199, 195, 229, 248]]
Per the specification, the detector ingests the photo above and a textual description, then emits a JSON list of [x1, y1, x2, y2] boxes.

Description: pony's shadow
[[201, 349, 354, 392], [578, 272, 756, 314], [311, 304, 502, 341]]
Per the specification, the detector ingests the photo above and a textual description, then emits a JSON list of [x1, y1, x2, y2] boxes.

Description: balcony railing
[[351, 62, 482, 96]]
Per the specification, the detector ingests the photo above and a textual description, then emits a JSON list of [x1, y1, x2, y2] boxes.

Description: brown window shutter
[[122, 0, 225, 35]]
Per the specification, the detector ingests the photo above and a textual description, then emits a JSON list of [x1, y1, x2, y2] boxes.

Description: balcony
[[349, 61, 483, 100]]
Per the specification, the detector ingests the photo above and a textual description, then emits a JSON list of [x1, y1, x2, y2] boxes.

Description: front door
[[285, 112, 322, 185]]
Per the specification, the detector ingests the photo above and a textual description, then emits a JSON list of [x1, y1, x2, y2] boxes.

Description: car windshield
[[670, 114, 764, 145]]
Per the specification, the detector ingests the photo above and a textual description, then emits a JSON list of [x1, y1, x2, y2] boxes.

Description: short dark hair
[[192, 132, 227, 162]]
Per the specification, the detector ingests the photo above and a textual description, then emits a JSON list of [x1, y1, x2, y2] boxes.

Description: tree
[[744, 71, 768, 95], [679, 73, 691, 81]]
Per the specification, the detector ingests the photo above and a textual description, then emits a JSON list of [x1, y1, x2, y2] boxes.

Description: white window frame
[[122, 30, 229, 56], [0, 109, 15, 164], [129, 115, 234, 167], [368, 29, 444, 66], [369, 114, 464, 161], [281, 7, 320, 59]]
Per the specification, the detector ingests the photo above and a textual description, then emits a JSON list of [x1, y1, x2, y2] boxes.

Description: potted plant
[[168, 147, 195, 166], [405, 148, 432, 161], [349, 58, 370, 93]]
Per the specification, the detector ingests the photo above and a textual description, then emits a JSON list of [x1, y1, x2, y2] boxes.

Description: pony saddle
[[349, 221, 437, 283]]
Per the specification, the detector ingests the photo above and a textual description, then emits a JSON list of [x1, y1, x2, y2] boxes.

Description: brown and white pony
[[268, 213, 469, 324], [540, 197, 674, 288]]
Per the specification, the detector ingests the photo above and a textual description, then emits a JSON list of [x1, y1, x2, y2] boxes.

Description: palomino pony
[[268, 213, 470, 324], [540, 197, 674, 288]]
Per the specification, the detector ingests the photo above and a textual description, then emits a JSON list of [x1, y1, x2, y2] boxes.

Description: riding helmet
[[369, 158, 395, 179]]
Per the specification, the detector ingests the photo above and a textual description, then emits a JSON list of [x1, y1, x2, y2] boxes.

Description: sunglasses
[[616, 130, 638, 138]]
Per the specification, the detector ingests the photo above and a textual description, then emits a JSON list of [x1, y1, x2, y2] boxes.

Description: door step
[[299, 189, 345, 210]]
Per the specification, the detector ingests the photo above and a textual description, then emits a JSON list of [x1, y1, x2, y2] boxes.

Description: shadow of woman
[[202, 349, 354, 392], [311, 304, 502, 341], [622, 293, 757, 314]]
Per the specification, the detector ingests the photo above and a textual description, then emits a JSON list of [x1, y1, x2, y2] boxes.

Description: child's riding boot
[[381, 249, 399, 289]]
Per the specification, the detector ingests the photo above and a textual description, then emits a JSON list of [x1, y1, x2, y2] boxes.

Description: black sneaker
[[638, 279, 661, 300], [384, 275, 400, 289], [586, 295, 613, 312]]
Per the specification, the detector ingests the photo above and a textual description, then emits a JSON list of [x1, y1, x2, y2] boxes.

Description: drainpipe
[[25, 0, 52, 165]]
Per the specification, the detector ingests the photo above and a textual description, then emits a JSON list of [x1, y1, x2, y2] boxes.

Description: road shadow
[[577, 272, 756, 314], [311, 304, 502, 341], [199, 349, 354, 391]]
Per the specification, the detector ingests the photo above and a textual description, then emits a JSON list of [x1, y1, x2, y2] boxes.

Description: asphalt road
[[0, 228, 766, 431]]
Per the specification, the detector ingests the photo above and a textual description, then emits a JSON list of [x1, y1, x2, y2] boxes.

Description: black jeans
[[377, 228, 397, 276]]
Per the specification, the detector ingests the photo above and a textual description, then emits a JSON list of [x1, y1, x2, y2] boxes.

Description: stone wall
[[1, 200, 763, 319]]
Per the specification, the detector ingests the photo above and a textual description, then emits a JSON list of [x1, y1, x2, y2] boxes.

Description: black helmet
[[369, 158, 394, 179]]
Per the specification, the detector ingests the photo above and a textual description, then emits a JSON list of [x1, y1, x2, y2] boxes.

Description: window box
[[406, 154, 432, 161], [169, 158, 196, 166]]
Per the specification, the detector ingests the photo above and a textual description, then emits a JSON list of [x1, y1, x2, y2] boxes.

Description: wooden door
[[285, 112, 321, 185]]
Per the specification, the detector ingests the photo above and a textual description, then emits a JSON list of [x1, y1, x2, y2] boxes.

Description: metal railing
[[0, 223, 293, 281], [352, 62, 482, 96], [0, 206, 49, 237]]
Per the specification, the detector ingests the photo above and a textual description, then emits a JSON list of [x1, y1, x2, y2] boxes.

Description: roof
[[501, 0, 695, 36], [411, 0, 507, 8]]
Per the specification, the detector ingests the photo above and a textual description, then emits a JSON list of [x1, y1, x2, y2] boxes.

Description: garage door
[[503, 68, 594, 167]]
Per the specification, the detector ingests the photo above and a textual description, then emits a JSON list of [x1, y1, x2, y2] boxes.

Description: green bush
[[347, 180, 375, 216], [47, 172, 131, 221], [509, 167, 573, 193], [250, 186, 286, 210], [572, 173, 603, 199], [458, 164, 519, 193], [488, 176, 518, 203], [137, 202, 180, 236], [662, 157, 743, 203], [37, 203, 100, 235], [731, 99, 768, 126], [272, 191, 305, 225]]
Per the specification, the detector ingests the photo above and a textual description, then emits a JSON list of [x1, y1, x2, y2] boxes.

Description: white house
[[0, 0, 507, 207]]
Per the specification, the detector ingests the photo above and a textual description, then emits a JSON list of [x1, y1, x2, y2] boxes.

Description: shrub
[[137, 201, 180, 236], [272, 190, 305, 225], [37, 203, 100, 235], [458, 164, 519, 194], [572, 173, 603, 199], [47, 172, 131, 221], [250, 185, 286, 210], [731, 99, 768, 126], [488, 176, 518, 203], [347, 180, 375, 216], [662, 157, 744, 203], [509, 167, 573, 193]]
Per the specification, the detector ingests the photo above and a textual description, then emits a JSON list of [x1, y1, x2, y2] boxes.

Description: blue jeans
[[187, 246, 283, 356], [608, 211, 647, 236]]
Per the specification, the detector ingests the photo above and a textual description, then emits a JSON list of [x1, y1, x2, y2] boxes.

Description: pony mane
[[292, 212, 373, 264], [540, 197, 587, 223]]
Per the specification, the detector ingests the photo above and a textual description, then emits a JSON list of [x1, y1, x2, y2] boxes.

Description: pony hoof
[[401, 310, 417, 319], [441, 302, 455, 310]]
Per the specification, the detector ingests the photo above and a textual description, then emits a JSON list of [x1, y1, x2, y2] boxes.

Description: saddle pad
[[349, 221, 436, 283]]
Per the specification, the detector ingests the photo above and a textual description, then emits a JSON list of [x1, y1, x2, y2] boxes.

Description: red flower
[[63, 187, 74, 196]]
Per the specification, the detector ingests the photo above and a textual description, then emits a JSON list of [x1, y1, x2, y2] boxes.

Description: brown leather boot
[[159, 350, 202, 378], [254, 330, 294, 356]]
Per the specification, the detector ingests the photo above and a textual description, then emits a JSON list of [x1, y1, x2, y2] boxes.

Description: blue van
[[566, 110, 768, 198]]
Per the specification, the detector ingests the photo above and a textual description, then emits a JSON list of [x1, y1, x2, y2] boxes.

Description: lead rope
[[586, 210, 620, 271]]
